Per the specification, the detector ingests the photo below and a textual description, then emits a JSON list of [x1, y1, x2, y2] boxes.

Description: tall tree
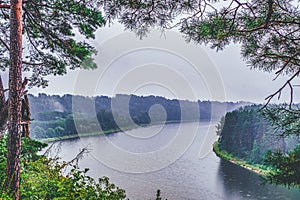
[[4, 1, 23, 198], [0, 0, 105, 198]]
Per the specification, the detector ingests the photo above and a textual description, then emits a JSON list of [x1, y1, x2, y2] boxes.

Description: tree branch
[[20, 77, 29, 96], [239, 0, 274, 33], [64, 146, 90, 169], [274, 53, 299, 75], [288, 82, 293, 109], [22, 60, 44, 66], [0, 36, 9, 50], [261, 70, 300, 109]]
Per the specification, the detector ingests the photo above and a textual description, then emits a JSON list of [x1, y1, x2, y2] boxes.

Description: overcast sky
[[23, 23, 299, 103]]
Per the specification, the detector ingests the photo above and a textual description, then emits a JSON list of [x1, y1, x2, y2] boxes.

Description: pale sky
[[14, 23, 300, 103]]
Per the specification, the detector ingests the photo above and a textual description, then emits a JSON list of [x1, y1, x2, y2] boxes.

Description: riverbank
[[213, 141, 271, 176], [37, 126, 137, 143], [37, 119, 205, 143]]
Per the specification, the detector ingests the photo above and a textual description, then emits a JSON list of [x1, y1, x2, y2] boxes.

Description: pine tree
[[0, 1, 105, 198]]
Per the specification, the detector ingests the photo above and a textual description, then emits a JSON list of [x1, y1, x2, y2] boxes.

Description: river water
[[49, 122, 300, 200]]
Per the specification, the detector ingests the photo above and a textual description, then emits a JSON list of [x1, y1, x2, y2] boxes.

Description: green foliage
[[20, 159, 126, 199], [218, 105, 300, 163], [0, 138, 7, 183], [264, 145, 300, 188], [262, 104, 300, 137], [217, 105, 300, 187], [0, 138, 126, 199], [215, 116, 225, 136], [250, 140, 262, 164], [261, 105, 300, 187], [213, 141, 235, 162], [45, 128, 56, 138], [0, 0, 105, 87], [21, 138, 47, 161], [213, 141, 270, 175]]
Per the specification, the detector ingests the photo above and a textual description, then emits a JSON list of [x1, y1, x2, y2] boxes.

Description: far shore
[[37, 119, 215, 143]]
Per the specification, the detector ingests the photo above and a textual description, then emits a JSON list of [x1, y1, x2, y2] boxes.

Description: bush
[[0, 138, 126, 199]]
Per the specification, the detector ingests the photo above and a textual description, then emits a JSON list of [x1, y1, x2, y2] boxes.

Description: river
[[49, 122, 300, 200]]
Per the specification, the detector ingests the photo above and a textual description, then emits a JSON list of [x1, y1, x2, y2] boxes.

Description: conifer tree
[[0, 0, 105, 198]]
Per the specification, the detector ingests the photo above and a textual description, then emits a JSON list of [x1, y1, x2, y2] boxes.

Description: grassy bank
[[213, 141, 271, 176]]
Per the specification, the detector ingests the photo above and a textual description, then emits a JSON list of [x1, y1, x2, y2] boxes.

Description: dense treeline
[[29, 93, 246, 119], [29, 93, 248, 139], [218, 105, 300, 164]]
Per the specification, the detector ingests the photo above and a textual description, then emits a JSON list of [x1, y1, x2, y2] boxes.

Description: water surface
[[50, 122, 300, 199]]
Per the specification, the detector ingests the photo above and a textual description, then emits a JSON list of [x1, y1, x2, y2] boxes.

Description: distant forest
[[28, 93, 249, 139], [217, 105, 300, 164]]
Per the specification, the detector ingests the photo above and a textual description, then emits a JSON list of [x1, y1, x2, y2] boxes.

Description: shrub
[[0, 138, 126, 199]]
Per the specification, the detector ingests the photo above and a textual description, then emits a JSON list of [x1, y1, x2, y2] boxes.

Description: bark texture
[[21, 93, 30, 137], [0, 76, 8, 136], [4, 0, 23, 199]]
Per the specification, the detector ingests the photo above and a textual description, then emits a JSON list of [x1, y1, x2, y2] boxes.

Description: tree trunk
[[4, 0, 23, 199], [0, 76, 8, 136], [21, 93, 31, 137]]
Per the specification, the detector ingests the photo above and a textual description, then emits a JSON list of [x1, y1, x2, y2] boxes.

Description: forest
[[28, 93, 248, 139], [216, 105, 300, 187]]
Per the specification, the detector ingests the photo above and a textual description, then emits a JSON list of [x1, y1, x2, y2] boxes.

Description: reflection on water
[[217, 159, 300, 200], [50, 122, 300, 200]]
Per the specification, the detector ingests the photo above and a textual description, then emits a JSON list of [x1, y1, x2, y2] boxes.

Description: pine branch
[[261, 69, 300, 109], [0, 36, 9, 50]]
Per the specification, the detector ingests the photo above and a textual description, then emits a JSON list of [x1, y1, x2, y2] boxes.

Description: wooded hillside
[[28, 93, 249, 139], [218, 105, 299, 164]]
